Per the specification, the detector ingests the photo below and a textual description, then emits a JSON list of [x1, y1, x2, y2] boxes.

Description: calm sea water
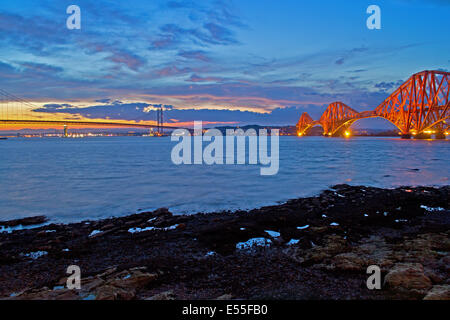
[[0, 136, 448, 223]]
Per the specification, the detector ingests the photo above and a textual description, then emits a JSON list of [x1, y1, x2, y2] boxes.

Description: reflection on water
[[0, 136, 448, 222]]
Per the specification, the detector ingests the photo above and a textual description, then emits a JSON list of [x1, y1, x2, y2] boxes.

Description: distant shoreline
[[0, 124, 420, 138]]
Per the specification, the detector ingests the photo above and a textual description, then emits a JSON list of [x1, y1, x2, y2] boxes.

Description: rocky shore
[[0, 184, 449, 300]]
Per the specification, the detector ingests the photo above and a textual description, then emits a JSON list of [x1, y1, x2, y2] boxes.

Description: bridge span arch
[[296, 70, 450, 138]]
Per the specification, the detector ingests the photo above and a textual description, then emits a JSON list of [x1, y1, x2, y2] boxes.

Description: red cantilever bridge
[[297, 70, 450, 139]]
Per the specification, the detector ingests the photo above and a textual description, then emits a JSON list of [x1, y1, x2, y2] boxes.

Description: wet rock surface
[[0, 185, 448, 300], [0, 215, 48, 228]]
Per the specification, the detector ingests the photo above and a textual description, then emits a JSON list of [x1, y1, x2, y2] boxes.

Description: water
[[0, 136, 448, 223]]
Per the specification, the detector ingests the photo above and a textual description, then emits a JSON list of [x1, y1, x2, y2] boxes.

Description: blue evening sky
[[0, 0, 449, 127]]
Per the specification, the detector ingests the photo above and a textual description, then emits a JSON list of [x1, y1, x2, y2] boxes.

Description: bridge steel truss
[[296, 70, 450, 137]]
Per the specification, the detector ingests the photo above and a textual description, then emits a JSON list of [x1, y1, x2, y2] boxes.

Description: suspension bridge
[[0, 89, 182, 136], [296, 70, 450, 139]]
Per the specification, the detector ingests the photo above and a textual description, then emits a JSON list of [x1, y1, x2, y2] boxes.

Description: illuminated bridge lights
[[296, 70, 450, 138]]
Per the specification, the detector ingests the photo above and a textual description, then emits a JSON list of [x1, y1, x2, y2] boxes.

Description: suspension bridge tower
[[156, 106, 164, 135]]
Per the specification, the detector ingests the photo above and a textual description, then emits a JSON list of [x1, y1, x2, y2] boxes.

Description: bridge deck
[[0, 119, 184, 130]]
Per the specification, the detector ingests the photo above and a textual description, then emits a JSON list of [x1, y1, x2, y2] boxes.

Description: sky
[[0, 0, 449, 129]]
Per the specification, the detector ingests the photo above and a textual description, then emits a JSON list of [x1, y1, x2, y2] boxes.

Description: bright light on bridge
[[296, 70, 450, 139]]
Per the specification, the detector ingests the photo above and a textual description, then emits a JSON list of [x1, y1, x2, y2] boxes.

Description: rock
[[384, 263, 432, 295], [17, 267, 156, 301], [0, 215, 48, 227], [97, 266, 118, 278], [11, 288, 79, 300], [424, 268, 443, 284], [215, 294, 233, 300], [107, 270, 158, 290], [49, 290, 80, 300], [423, 285, 450, 300], [354, 236, 396, 271], [176, 223, 186, 231], [81, 277, 105, 294], [322, 235, 348, 254], [331, 253, 365, 271], [124, 220, 141, 227], [37, 230, 48, 237], [101, 223, 115, 231], [294, 235, 348, 265], [400, 234, 450, 264], [95, 285, 135, 300], [309, 226, 331, 234], [437, 256, 450, 273], [145, 290, 176, 300], [302, 250, 329, 264], [272, 237, 285, 246], [153, 208, 171, 217]]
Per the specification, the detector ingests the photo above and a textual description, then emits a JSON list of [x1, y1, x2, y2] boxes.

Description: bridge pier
[[413, 133, 431, 139], [332, 126, 352, 138], [412, 131, 447, 139], [400, 134, 411, 139]]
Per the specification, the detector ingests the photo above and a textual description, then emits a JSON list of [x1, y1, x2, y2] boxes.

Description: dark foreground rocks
[[0, 215, 48, 228], [0, 185, 448, 300]]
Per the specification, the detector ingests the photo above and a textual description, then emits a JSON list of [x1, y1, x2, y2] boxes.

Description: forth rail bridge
[[0, 70, 449, 139], [296, 70, 449, 139]]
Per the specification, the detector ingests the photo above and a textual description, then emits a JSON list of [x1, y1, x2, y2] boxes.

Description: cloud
[[95, 99, 112, 104], [203, 22, 237, 44], [106, 50, 146, 71], [0, 6, 149, 73], [150, 22, 239, 50], [155, 66, 193, 77], [40, 103, 75, 110], [0, 12, 65, 53], [150, 0, 244, 50], [31, 100, 323, 126], [33, 102, 152, 122], [335, 47, 369, 65], [0, 61, 17, 73], [374, 80, 404, 90], [350, 69, 368, 73], [335, 58, 345, 65], [178, 50, 210, 62], [27, 77, 393, 126], [83, 43, 146, 72], [187, 74, 226, 83], [17, 62, 63, 74]]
